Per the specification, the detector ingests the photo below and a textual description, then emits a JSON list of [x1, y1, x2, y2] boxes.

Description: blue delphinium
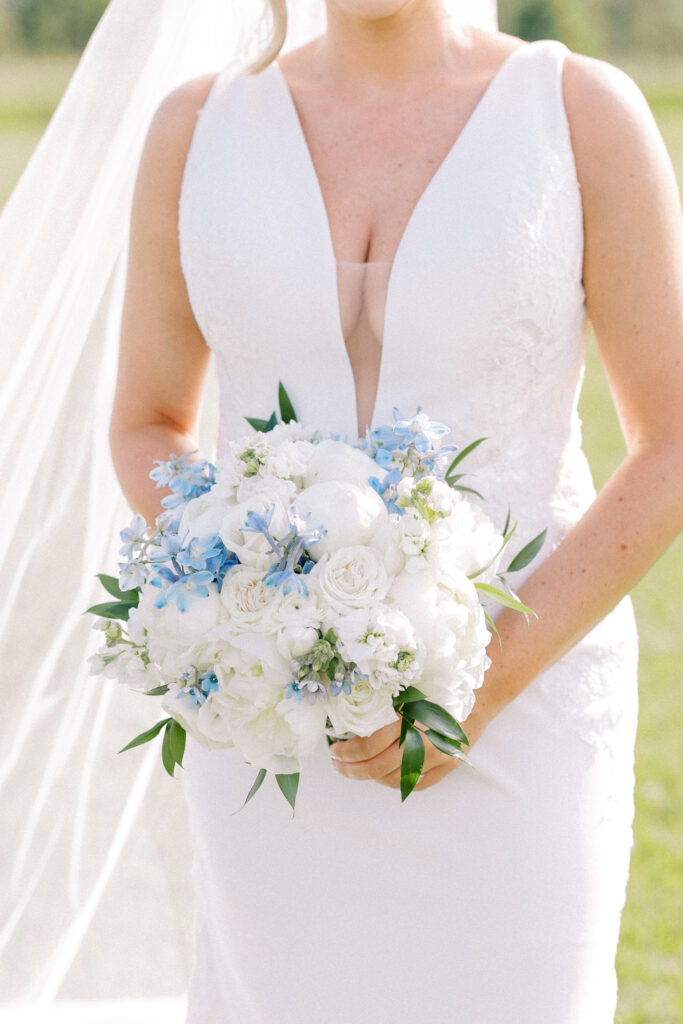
[[242, 505, 326, 599]]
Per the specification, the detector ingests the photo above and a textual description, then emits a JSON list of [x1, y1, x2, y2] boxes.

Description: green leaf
[[505, 529, 547, 574], [503, 518, 518, 544], [84, 600, 133, 621], [169, 720, 186, 767], [97, 573, 139, 603], [398, 712, 412, 747], [161, 722, 176, 777], [244, 415, 272, 432], [278, 381, 298, 423], [142, 685, 170, 696], [264, 411, 278, 432], [502, 506, 511, 538], [408, 700, 468, 743], [445, 436, 487, 475], [475, 583, 535, 616], [400, 727, 425, 802], [393, 685, 427, 707], [424, 729, 472, 764], [234, 768, 268, 813], [118, 717, 172, 754], [275, 772, 300, 815]]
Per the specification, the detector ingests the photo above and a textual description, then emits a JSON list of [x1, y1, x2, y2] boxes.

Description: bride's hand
[[328, 701, 492, 792]]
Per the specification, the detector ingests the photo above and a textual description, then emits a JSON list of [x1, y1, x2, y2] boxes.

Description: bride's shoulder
[[561, 51, 667, 196], [145, 73, 220, 160]]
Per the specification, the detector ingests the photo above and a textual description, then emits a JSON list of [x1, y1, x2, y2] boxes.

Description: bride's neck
[[316, 1, 471, 91]]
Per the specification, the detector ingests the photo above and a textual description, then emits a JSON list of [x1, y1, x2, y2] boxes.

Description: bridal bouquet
[[88, 384, 544, 810]]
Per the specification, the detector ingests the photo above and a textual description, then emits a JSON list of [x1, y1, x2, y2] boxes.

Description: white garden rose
[[326, 678, 398, 737], [219, 485, 295, 570], [304, 438, 380, 490], [309, 545, 391, 615], [293, 481, 388, 560], [272, 587, 325, 628], [219, 565, 281, 630]]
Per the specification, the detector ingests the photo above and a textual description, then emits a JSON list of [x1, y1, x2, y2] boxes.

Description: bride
[[1, 0, 681, 1020]]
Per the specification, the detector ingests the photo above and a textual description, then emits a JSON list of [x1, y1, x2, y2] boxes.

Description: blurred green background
[[0, 2, 681, 1021]]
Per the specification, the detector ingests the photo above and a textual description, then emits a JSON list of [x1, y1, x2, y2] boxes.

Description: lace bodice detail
[[178, 39, 637, 752]]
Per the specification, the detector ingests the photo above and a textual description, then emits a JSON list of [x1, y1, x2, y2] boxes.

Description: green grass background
[[1, 50, 681, 1022]]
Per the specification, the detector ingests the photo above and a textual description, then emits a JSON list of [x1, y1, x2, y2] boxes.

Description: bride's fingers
[[329, 720, 401, 763], [374, 746, 462, 789], [332, 739, 402, 780]]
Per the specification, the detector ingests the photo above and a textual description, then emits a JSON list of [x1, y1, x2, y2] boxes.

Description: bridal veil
[[0, 0, 497, 1017]]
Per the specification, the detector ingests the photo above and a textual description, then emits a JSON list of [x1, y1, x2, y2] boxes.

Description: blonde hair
[[248, 0, 288, 75]]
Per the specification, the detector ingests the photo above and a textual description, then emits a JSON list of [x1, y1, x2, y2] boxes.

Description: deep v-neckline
[[269, 43, 528, 437]]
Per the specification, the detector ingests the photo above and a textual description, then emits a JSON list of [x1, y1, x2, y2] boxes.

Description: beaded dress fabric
[[177, 39, 638, 1023]]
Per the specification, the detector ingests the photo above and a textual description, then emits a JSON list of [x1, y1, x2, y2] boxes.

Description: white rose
[[293, 481, 388, 560], [326, 678, 398, 737], [219, 486, 294, 570], [309, 545, 390, 615], [219, 565, 280, 630], [272, 587, 325, 628], [304, 438, 381, 490]]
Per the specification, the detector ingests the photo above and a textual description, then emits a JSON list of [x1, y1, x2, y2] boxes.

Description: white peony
[[304, 438, 381, 490], [326, 678, 398, 737], [427, 499, 503, 581], [178, 491, 230, 542], [308, 545, 391, 615], [135, 584, 222, 675], [293, 481, 388, 560]]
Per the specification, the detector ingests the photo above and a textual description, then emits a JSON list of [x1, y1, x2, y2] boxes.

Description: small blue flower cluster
[[358, 407, 458, 514], [243, 505, 327, 599], [176, 667, 219, 708]]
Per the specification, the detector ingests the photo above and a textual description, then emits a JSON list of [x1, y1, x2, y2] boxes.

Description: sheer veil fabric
[[0, 0, 498, 1018]]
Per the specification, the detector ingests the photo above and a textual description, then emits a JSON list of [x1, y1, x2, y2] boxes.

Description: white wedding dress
[[178, 39, 639, 1023]]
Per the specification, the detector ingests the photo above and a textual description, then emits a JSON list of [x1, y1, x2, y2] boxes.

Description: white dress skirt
[[177, 39, 639, 1023]]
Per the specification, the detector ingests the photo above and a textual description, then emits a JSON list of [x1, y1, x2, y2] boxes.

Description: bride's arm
[[109, 73, 218, 526], [330, 55, 683, 789]]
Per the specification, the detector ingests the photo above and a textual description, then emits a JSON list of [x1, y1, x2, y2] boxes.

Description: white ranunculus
[[293, 481, 388, 560], [309, 545, 391, 615], [275, 624, 320, 661], [304, 438, 381, 490], [272, 587, 325, 628], [326, 678, 398, 737], [219, 485, 295, 570]]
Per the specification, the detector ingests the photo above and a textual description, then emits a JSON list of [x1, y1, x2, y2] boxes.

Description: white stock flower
[[326, 678, 398, 737], [309, 545, 390, 615], [335, 605, 423, 693], [264, 439, 311, 482], [293, 481, 387, 560], [396, 507, 430, 556]]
